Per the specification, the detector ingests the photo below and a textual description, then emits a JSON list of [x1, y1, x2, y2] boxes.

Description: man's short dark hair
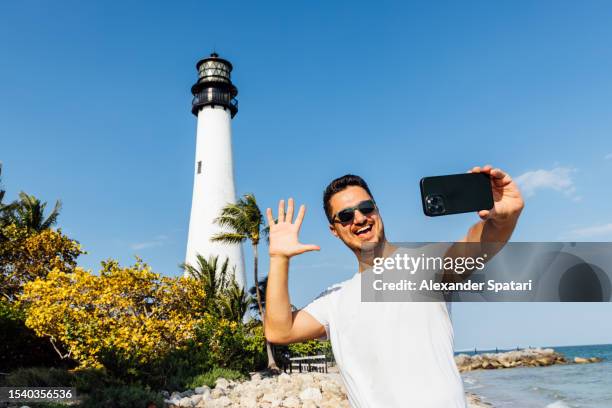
[[323, 174, 374, 223]]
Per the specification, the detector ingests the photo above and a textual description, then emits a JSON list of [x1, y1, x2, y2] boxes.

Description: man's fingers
[[286, 198, 295, 223], [471, 166, 481, 173], [295, 204, 306, 228], [490, 168, 507, 179], [266, 207, 275, 226], [297, 244, 321, 254], [278, 199, 285, 222], [478, 210, 490, 220]]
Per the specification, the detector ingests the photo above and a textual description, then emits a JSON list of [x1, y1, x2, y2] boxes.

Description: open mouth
[[354, 225, 373, 237]]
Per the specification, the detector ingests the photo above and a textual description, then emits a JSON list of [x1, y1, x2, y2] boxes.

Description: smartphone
[[420, 173, 494, 217]]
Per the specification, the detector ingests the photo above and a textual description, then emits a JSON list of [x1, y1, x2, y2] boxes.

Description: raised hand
[[267, 198, 320, 259], [469, 165, 524, 224]]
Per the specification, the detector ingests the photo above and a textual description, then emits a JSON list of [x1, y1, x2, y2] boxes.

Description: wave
[[545, 401, 571, 408]]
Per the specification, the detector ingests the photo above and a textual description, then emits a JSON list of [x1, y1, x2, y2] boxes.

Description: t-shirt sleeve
[[302, 286, 338, 340]]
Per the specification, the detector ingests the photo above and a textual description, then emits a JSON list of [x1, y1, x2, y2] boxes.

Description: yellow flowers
[[1, 225, 83, 300], [4, 224, 266, 378], [20, 260, 210, 368]]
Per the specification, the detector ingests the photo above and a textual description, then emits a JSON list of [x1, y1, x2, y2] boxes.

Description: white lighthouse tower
[[185, 53, 245, 287]]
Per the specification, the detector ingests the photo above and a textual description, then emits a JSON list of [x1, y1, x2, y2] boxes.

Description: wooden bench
[[287, 355, 328, 373]]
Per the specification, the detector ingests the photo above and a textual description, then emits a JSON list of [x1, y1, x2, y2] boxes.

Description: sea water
[[460, 344, 612, 407]]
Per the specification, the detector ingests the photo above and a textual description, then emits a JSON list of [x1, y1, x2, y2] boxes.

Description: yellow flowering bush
[[0, 225, 83, 300], [20, 260, 266, 387], [20, 260, 207, 368]]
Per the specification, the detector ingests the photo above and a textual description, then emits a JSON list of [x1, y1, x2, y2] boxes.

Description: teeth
[[357, 226, 371, 234]]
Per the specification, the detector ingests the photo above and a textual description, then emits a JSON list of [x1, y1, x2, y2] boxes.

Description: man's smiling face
[[328, 185, 385, 251]]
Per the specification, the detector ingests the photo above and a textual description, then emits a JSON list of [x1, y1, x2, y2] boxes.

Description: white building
[[184, 53, 245, 287]]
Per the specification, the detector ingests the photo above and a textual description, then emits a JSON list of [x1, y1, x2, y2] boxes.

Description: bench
[[287, 355, 328, 373]]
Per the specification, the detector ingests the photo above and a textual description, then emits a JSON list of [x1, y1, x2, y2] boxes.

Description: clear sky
[[1, 1, 611, 350]]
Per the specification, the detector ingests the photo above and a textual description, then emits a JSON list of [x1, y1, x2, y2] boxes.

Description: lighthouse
[[185, 53, 245, 287]]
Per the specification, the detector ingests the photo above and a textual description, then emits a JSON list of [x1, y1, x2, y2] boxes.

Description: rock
[[215, 378, 230, 390], [278, 372, 291, 383], [180, 389, 195, 398], [589, 357, 602, 363], [210, 388, 225, 399], [219, 396, 232, 407], [261, 392, 282, 404], [177, 396, 194, 407], [299, 387, 323, 402], [537, 357, 553, 366], [195, 385, 210, 395], [466, 392, 493, 407], [574, 357, 589, 363], [282, 396, 300, 408], [238, 394, 258, 408], [321, 380, 343, 396]]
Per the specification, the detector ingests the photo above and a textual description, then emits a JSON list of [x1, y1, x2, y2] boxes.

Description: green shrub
[[0, 300, 74, 371], [186, 367, 246, 389], [289, 339, 333, 358], [80, 385, 163, 408], [5, 367, 74, 387], [193, 317, 266, 374], [72, 367, 119, 394]]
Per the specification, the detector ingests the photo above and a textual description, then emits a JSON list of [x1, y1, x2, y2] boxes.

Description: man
[[264, 165, 524, 407]]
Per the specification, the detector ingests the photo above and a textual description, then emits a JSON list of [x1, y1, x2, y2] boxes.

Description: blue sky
[[1, 1, 612, 350]]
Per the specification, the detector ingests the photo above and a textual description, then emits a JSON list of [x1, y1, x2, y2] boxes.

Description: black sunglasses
[[332, 200, 377, 224]]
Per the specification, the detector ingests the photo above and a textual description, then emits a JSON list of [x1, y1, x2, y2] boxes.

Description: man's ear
[[328, 224, 339, 238]]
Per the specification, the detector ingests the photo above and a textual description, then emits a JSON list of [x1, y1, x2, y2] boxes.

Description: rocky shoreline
[[163, 348, 603, 408], [454, 347, 602, 372], [164, 371, 491, 408]]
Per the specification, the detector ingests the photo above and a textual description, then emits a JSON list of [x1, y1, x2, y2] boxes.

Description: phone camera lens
[[426, 195, 445, 215]]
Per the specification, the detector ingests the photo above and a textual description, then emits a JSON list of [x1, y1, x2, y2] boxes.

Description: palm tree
[[11, 192, 61, 232], [182, 254, 231, 315], [212, 193, 279, 370], [0, 164, 14, 229], [249, 276, 297, 317], [248, 276, 268, 316], [211, 194, 266, 319], [218, 280, 254, 323], [182, 254, 253, 323]]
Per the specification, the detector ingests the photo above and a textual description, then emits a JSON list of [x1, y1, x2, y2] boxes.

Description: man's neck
[[355, 239, 395, 273]]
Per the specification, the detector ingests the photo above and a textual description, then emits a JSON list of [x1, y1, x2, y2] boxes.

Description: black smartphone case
[[420, 173, 494, 217]]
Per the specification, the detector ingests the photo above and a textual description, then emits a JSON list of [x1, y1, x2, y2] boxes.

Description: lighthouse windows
[[197, 161, 202, 174]]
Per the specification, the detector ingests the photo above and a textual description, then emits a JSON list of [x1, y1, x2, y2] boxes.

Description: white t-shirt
[[303, 267, 466, 407]]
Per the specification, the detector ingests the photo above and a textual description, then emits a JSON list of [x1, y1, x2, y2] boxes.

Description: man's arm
[[444, 165, 524, 282], [263, 198, 325, 345]]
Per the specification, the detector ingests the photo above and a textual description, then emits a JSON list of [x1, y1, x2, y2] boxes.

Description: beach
[[162, 345, 611, 407], [461, 344, 612, 407]]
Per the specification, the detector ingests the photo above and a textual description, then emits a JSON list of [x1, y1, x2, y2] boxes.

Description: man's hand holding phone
[[469, 165, 524, 225]]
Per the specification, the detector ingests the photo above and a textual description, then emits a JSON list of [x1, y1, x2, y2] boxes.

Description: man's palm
[[267, 198, 320, 258]]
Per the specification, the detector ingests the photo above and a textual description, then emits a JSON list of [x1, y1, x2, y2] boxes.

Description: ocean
[[460, 344, 612, 408]]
